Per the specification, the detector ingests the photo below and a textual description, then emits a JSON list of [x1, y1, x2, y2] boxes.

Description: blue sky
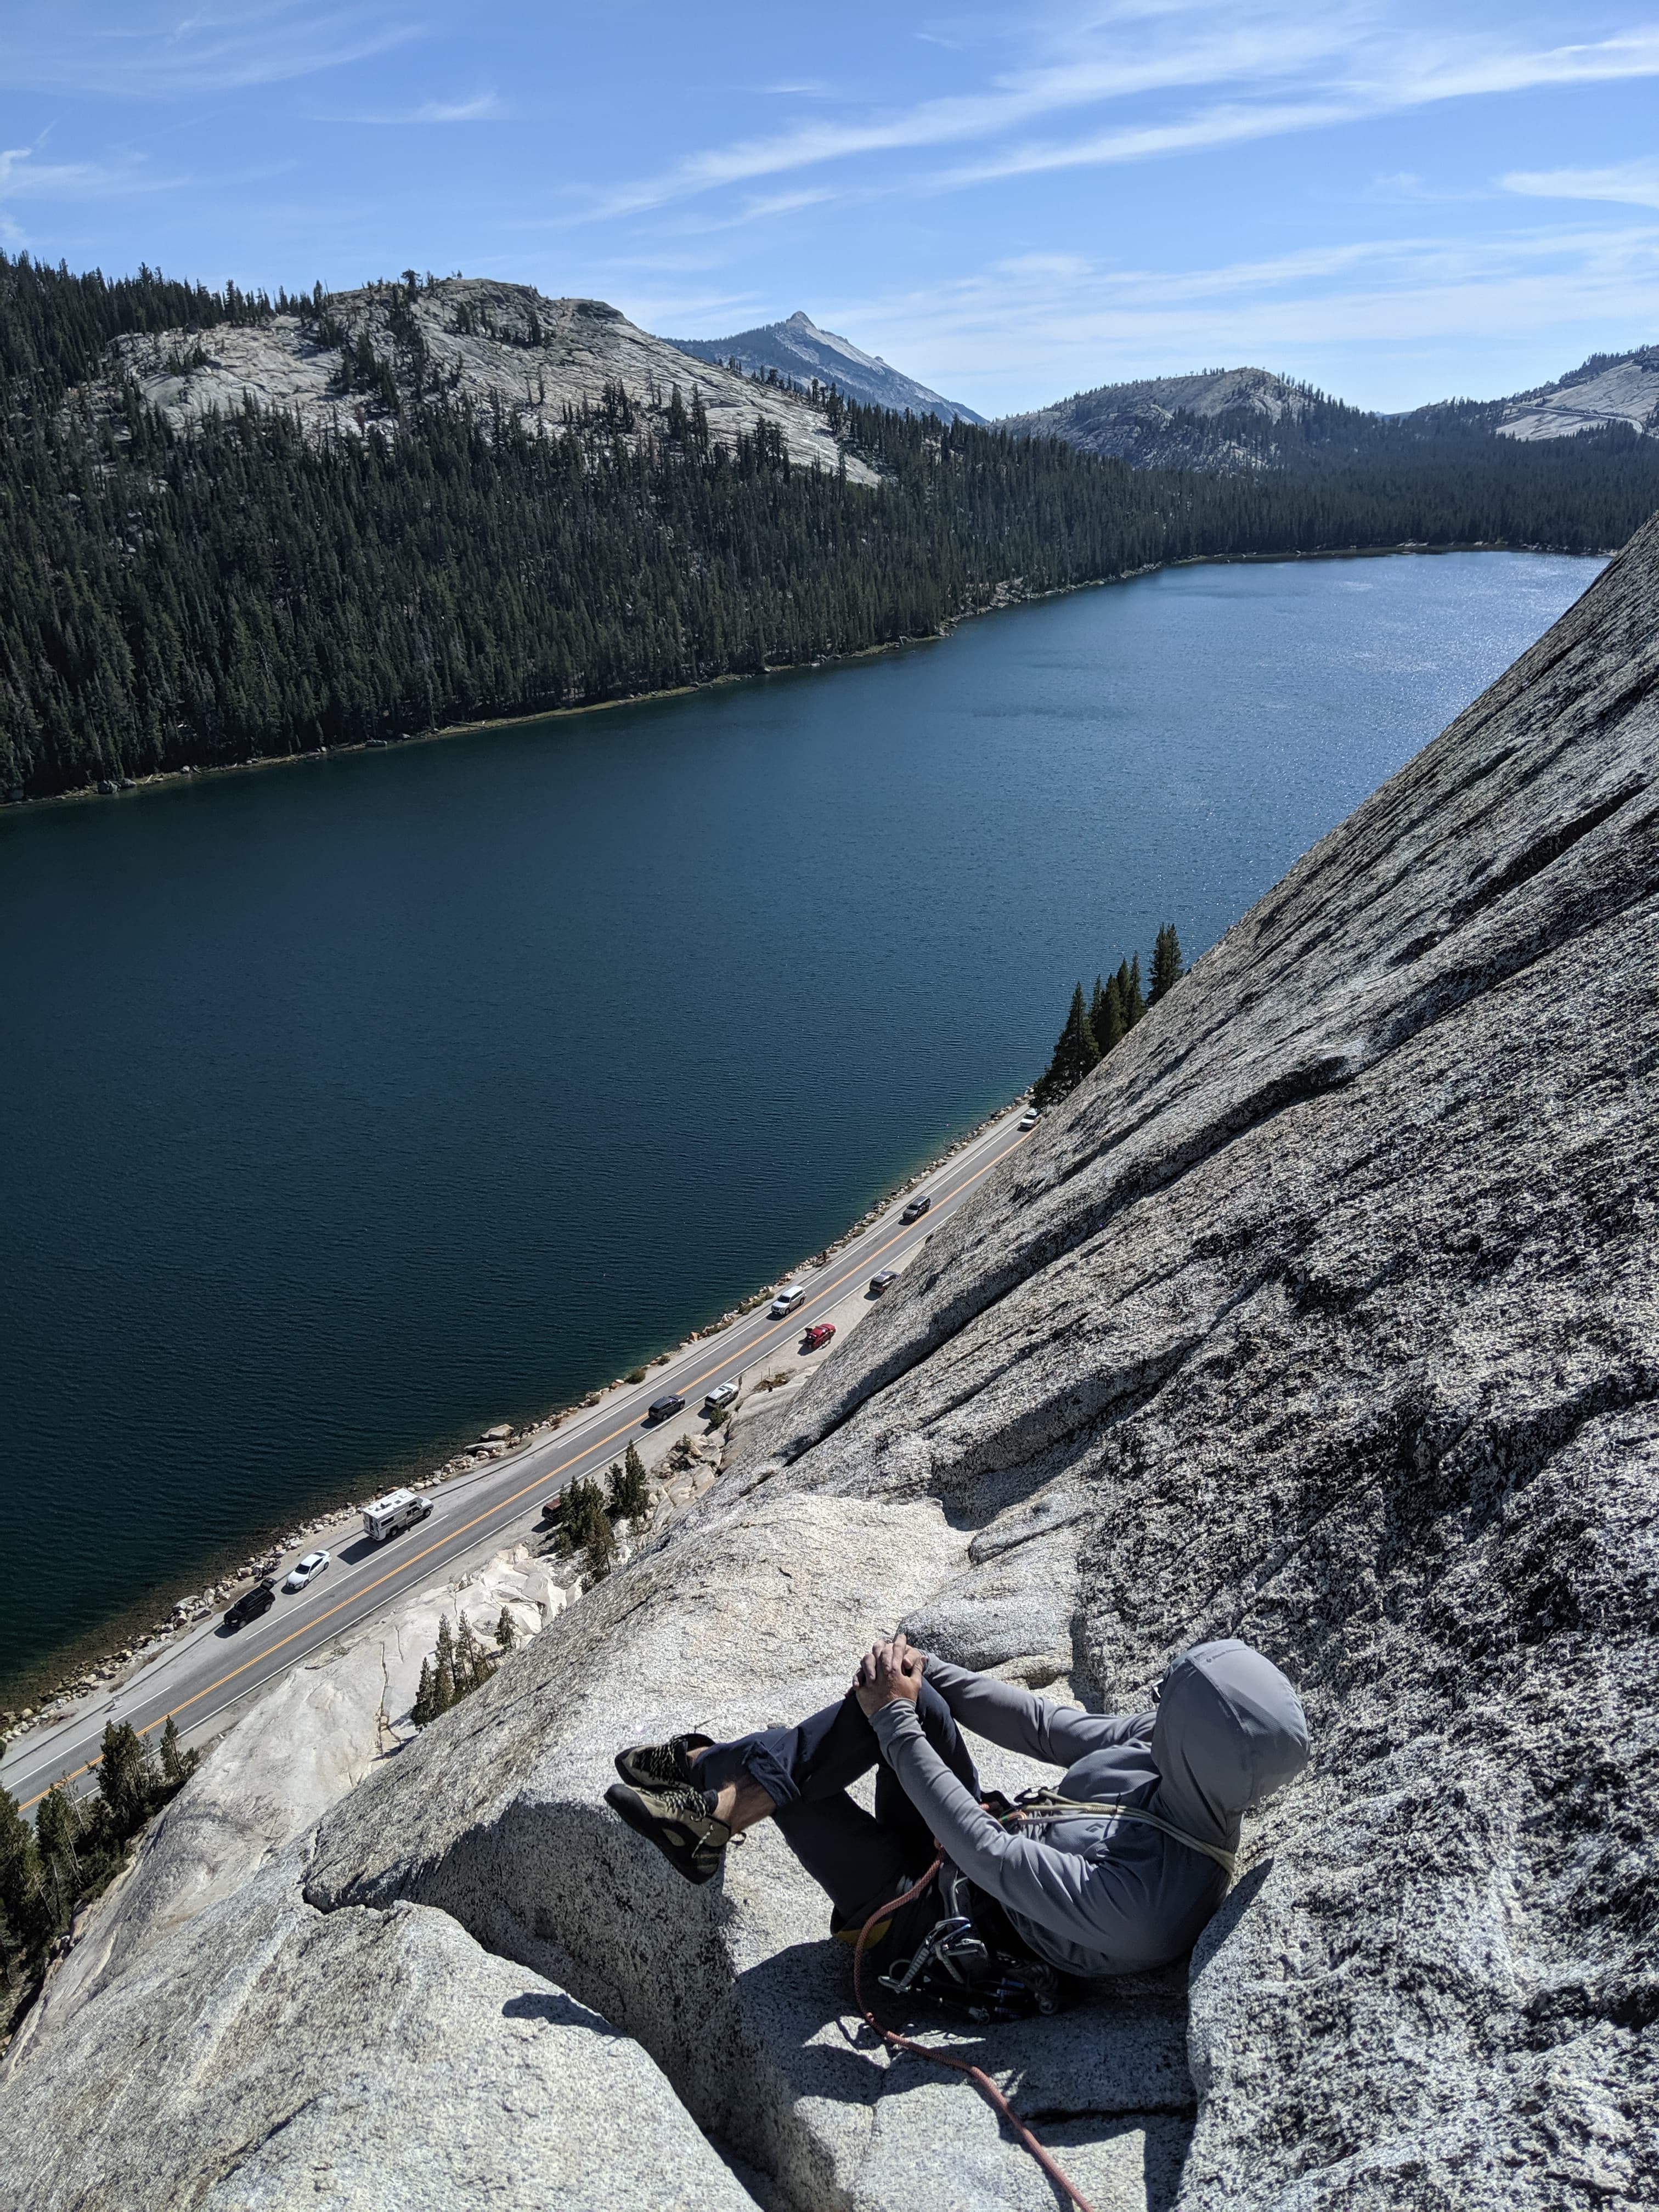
[[2, 2, 1657, 415]]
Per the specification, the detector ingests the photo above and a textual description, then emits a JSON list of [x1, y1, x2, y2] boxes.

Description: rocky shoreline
[[0, 1090, 1025, 1746]]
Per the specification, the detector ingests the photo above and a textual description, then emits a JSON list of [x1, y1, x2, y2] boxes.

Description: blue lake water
[[0, 550, 1599, 1697]]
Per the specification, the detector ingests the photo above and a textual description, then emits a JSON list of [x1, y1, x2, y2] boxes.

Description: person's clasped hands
[[854, 1632, 926, 1716]]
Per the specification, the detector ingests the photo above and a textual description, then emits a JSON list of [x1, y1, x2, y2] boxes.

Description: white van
[[362, 1487, 433, 1543]]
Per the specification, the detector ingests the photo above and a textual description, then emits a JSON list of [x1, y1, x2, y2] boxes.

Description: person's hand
[[854, 1634, 925, 1717]]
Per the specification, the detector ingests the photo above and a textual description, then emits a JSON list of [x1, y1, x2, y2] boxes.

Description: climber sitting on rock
[[605, 1633, 1309, 2006]]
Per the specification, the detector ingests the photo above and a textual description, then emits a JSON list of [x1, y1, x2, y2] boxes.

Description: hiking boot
[[605, 1778, 732, 1885], [613, 1731, 713, 1791]]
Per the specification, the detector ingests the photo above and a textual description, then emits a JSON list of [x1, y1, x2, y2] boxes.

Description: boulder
[[307, 1489, 1199, 2207], [1, 1846, 753, 2212]]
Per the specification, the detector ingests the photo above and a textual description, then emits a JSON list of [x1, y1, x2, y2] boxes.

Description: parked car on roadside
[[646, 1392, 686, 1424], [900, 1194, 932, 1223], [283, 1550, 331, 1594], [222, 1579, 276, 1631], [769, 1284, 808, 1317], [540, 1496, 563, 1528], [802, 1322, 836, 1351], [867, 1268, 898, 1296], [702, 1381, 740, 1413]]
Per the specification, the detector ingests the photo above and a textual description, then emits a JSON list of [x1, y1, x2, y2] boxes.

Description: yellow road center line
[[18, 1125, 1025, 1809]]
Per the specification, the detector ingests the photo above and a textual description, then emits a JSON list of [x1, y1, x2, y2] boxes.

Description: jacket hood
[[1150, 1639, 1310, 1845]]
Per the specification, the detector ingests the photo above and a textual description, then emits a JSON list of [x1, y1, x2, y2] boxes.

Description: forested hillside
[[5, 252, 1659, 802], [1002, 359, 1659, 474]]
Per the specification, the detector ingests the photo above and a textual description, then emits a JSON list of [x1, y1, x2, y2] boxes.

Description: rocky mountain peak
[[87, 274, 876, 482]]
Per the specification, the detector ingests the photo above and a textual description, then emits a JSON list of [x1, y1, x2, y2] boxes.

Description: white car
[[1018, 1107, 1040, 1131], [702, 1381, 740, 1413], [284, 1549, 331, 1593], [769, 1284, 808, 1317]]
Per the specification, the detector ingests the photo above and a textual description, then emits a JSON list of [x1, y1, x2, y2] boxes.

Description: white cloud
[[0, 3, 417, 100], [816, 221, 1659, 413], [573, 12, 1659, 223], [1503, 158, 1659, 211], [316, 92, 506, 125], [0, 143, 179, 203]]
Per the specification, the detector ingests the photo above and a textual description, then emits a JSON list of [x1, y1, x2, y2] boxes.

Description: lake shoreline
[[2, 538, 1608, 816], [0, 1087, 1026, 1731]]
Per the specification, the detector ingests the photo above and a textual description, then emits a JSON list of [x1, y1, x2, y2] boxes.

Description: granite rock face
[[1, 1846, 754, 2212], [306, 1489, 1199, 2210], [309, 522, 1655, 2202], [721, 519, 1659, 2205], [94, 278, 878, 483], [6, 521, 1655, 2209]]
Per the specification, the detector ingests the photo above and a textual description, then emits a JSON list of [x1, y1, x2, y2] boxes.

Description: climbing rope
[[1011, 1791, 1238, 1878], [851, 1859, 1100, 2212]]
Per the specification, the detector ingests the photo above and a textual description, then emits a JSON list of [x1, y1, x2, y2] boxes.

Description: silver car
[[283, 1549, 331, 1593]]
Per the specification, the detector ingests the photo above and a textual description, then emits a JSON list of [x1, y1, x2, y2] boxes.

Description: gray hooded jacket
[[868, 1639, 1310, 1978]]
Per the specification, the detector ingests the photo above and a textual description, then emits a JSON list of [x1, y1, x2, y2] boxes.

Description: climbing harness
[[1008, 1789, 1238, 1879], [852, 1859, 1099, 2212], [873, 1857, 1074, 2024], [845, 1788, 1234, 2212]]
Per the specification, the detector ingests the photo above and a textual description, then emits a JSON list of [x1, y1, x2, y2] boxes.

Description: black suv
[[900, 1193, 932, 1224], [646, 1392, 687, 1424], [223, 1579, 276, 1632]]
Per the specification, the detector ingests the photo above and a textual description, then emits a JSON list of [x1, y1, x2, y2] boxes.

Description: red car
[[802, 1322, 836, 1352]]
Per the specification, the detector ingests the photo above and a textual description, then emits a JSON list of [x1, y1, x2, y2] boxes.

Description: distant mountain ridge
[[998, 347, 1659, 473], [665, 309, 984, 424], [88, 277, 877, 483]]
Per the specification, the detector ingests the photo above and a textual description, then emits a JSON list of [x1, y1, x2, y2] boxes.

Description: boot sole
[[605, 1781, 721, 1885]]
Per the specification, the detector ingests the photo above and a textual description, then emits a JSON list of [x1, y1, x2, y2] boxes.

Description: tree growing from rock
[[160, 1714, 196, 1787], [1033, 983, 1099, 1108], [495, 1606, 517, 1652], [0, 1782, 47, 1972], [1033, 930, 1182, 1107], [562, 1476, 617, 1578], [609, 1444, 651, 1523], [1149, 922, 1184, 1002], [98, 1722, 155, 1841]]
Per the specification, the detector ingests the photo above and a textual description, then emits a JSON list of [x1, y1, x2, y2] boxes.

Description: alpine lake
[[0, 549, 1601, 1699]]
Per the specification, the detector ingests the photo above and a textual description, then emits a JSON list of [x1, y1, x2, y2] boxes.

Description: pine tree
[[1126, 955, 1145, 1024], [0, 1781, 47, 1964], [1095, 970, 1127, 1054], [1087, 974, 1109, 1053], [1149, 923, 1184, 1003], [495, 1606, 517, 1652], [35, 1786, 78, 1887], [412, 1656, 437, 1725], [160, 1713, 195, 1787], [98, 1720, 155, 1839], [565, 1474, 614, 1565], [1033, 983, 1099, 1108], [432, 1617, 458, 1712], [609, 1443, 650, 1522], [455, 1616, 494, 1692]]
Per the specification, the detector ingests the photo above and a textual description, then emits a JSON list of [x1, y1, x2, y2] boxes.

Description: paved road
[[2, 1106, 1032, 1815]]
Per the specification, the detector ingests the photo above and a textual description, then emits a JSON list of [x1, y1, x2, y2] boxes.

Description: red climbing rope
[[851, 1858, 1099, 2212]]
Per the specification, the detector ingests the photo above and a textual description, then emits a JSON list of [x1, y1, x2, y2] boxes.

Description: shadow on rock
[[501, 1989, 620, 2035]]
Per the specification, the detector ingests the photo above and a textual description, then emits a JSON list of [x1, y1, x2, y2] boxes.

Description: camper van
[[361, 1487, 433, 1544]]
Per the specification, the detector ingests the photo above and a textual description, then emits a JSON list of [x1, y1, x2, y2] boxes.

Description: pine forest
[[5, 252, 1658, 803]]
